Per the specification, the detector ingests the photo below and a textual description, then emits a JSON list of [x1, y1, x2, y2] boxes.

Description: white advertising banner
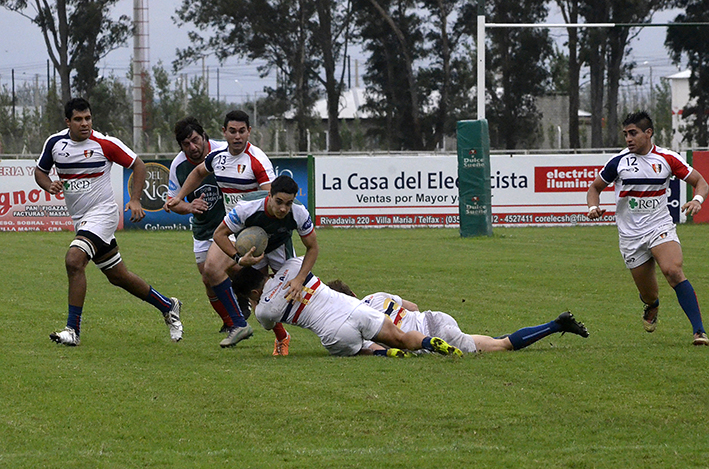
[[314, 154, 687, 228], [0, 159, 124, 232]]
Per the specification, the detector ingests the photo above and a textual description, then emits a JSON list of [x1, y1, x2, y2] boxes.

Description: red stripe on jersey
[[291, 279, 321, 324], [652, 146, 691, 180], [90, 133, 135, 167], [619, 189, 666, 198], [59, 171, 105, 180], [221, 187, 252, 193], [245, 144, 271, 185]]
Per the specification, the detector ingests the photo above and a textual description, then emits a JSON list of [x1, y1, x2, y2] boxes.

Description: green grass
[[2, 225, 709, 468]]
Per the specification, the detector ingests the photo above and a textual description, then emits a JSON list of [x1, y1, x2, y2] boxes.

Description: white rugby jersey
[[36, 129, 136, 221], [256, 257, 360, 341], [204, 142, 275, 210], [362, 292, 426, 334], [167, 139, 227, 198], [599, 145, 692, 238]]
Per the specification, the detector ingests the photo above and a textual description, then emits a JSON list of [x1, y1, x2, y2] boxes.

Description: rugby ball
[[235, 226, 268, 257]]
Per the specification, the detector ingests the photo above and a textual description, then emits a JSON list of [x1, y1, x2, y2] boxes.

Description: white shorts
[[619, 224, 680, 269], [73, 210, 119, 244], [193, 238, 213, 264], [424, 311, 477, 353], [253, 244, 297, 273], [323, 304, 386, 356]]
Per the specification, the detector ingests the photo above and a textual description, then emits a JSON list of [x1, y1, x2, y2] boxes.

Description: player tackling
[[586, 110, 709, 346]]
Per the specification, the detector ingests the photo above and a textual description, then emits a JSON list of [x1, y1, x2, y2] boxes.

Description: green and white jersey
[[167, 139, 227, 241]]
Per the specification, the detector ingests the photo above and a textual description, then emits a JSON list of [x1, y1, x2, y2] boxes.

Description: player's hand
[[165, 196, 181, 212], [190, 193, 208, 214], [48, 180, 64, 195], [587, 206, 606, 220], [237, 246, 264, 267], [682, 200, 702, 216], [284, 279, 305, 303], [125, 199, 145, 222]]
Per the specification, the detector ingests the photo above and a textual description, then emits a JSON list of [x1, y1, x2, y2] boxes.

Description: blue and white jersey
[[36, 129, 136, 221], [600, 145, 693, 238], [204, 142, 275, 211]]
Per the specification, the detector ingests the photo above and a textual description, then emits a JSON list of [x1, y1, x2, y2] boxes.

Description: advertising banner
[[314, 154, 686, 228], [122, 157, 309, 230], [0, 159, 122, 232]]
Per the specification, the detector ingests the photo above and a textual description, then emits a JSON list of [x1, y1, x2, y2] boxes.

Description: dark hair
[[65, 98, 91, 120], [223, 110, 250, 129], [270, 175, 299, 196], [174, 116, 208, 145], [230, 266, 268, 299], [327, 279, 356, 297], [623, 111, 653, 132]]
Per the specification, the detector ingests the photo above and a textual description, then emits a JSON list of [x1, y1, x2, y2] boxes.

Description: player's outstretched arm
[[165, 162, 210, 211]]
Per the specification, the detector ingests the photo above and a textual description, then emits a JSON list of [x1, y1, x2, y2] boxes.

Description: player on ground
[[231, 258, 463, 357], [163, 117, 234, 332], [327, 281, 589, 354], [587, 110, 709, 346], [35, 98, 182, 346], [213, 175, 319, 355]]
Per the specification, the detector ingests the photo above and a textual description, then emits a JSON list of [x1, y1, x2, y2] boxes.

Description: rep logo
[[628, 197, 662, 212], [63, 179, 91, 193]]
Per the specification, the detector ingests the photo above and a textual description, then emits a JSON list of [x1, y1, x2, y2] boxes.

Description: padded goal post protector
[[689, 150, 709, 224], [457, 120, 493, 237]]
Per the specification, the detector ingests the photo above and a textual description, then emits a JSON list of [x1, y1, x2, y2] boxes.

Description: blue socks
[[508, 321, 562, 350], [674, 279, 705, 334], [67, 304, 82, 335], [213, 278, 248, 327], [145, 286, 172, 314]]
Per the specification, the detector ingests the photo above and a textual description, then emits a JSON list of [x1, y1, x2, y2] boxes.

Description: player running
[[164, 117, 234, 332], [587, 110, 709, 346], [213, 175, 319, 355], [35, 98, 182, 345]]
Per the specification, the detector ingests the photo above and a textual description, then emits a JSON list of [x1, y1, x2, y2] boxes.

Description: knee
[[662, 266, 685, 286], [65, 250, 87, 276]]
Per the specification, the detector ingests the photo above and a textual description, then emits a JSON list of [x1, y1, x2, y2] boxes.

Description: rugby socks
[[273, 323, 288, 341], [213, 278, 248, 327], [67, 304, 82, 335], [674, 279, 706, 333], [373, 349, 388, 356], [507, 321, 562, 350], [145, 286, 172, 314], [209, 296, 234, 328], [421, 337, 435, 351]]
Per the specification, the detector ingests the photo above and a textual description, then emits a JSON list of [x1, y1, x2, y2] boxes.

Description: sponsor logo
[[136, 162, 170, 212], [628, 197, 662, 212], [63, 179, 92, 193], [534, 166, 601, 192]]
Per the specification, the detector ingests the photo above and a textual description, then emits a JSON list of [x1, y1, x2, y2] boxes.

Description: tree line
[[1, 0, 707, 154]]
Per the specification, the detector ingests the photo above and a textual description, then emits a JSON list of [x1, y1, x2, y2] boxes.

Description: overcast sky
[[0, 0, 686, 105]]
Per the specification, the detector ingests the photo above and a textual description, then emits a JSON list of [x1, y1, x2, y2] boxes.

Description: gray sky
[[0, 0, 687, 105]]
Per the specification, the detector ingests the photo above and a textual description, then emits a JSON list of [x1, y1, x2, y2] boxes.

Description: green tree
[[666, 0, 709, 146], [0, 0, 131, 103], [485, 0, 552, 149]]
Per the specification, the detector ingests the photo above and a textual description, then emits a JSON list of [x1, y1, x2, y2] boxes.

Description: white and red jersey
[[599, 145, 693, 238], [36, 129, 136, 221], [204, 142, 275, 211], [362, 292, 426, 334], [256, 257, 360, 342]]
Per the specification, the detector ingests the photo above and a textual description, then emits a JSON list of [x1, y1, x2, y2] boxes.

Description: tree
[[485, 0, 552, 149], [666, 0, 709, 146], [175, 0, 351, 152], [0, 0, 131, 103]]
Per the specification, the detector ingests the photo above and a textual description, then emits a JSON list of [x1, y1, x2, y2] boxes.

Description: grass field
[[2, 225, 709, 468]]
